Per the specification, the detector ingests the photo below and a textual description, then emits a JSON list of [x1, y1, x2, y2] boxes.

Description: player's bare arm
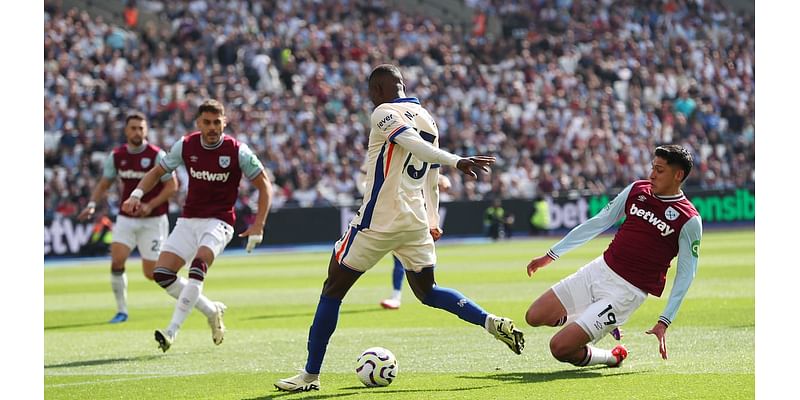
[[79, 177, 113, 220], [136, 175, 178, 217], [121, 164, 167, 214], [239, 170, 272, 252], [526, 254, 554, 277]]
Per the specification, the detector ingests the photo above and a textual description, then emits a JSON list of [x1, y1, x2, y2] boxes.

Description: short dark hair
[[125, 111, 146, 125], [197, 99, 225, 117], [368, 64, 402, 86], [655, 145, 693, 182]]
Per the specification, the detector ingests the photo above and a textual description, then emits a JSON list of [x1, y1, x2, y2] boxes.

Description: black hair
[[368, 64, 402, 86], [125, 111, 146, 125], [655, 145, 693, 182]]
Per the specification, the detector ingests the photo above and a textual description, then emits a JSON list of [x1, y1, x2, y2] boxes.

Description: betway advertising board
[[44, 188, 754, 258]]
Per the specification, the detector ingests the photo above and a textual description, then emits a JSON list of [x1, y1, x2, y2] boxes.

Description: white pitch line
[[45, 372, 203, 388]]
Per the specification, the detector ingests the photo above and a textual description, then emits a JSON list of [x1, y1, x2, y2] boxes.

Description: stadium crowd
[[44, 0, 754, 220]]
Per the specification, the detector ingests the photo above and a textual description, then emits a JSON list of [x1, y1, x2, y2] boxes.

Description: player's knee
[[188, 258, 208, 282], [525, 308, 544, 327], [142, 269, 155, 280], [549, 337, 573, 362], [153, 267, 177, 289]]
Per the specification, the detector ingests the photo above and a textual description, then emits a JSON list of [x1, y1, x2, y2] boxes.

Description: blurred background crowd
[[44, 0, 754, 220]]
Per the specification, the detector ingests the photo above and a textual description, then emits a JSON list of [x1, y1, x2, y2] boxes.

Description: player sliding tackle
[[275, 64, 524, 392], [524, 145, 702, 368]]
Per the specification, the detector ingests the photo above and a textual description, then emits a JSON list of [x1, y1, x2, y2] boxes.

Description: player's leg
[[160, 219, 233, 348], [277, 226, 382, 392], [108, 242, 132, 323], [380, 255, 404, 309], [548, 302, 628, 368], [405, 266, 524, 354], [525, 289, 569, 327], [107, 215, 137, 323]]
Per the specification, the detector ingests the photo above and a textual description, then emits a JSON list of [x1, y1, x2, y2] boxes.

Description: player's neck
[[126, 142, 147, 153], [654, 187, 683, 198]]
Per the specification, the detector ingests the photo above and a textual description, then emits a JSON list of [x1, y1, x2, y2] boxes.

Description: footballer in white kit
[[334, 97, 450, 272], [275, 64, 523, 393]]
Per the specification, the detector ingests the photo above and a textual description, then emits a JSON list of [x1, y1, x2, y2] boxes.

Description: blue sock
[[422, 286, 488, 327], [392, 256, 404, 291], [305, 295, 342, 374]]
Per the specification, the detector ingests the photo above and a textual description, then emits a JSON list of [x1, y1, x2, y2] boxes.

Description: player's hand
[[645, 321, 669, 360], [456, 156, 496, 179], [437, 175, 452, 192], [121, 197, 141, 214], [430, 227, 443, 242], [78, 205, 96, 221], [526, 254, 553, 277], [136, 203, 153, 217], [239, 225, 264, 253]]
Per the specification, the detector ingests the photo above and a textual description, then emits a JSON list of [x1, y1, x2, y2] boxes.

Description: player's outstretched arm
[[137, 174, 178, 217], [645, 321, 669, 360], [456, 156, 496, 179], [526, 254, 554, 277], [121, 164, 167, 214], [78, 177, 113, 220], [239, 170, 272, 253]]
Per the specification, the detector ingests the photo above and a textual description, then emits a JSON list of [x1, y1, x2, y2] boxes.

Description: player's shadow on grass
[[45, 355, 162, 369], [243, 384, 497, 400], [45, 321, 111, 330], [460, 368, 643, 384], [244, 307, 383, 321]]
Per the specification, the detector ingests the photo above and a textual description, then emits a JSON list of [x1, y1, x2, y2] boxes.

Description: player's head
[[196, 99, 226, 146], [124, 111, 148, 147], [650, 144, 693, 195], [368, 64, 406, 106]]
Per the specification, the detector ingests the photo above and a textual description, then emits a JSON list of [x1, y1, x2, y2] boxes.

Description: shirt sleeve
[[159, 140, 184, 173], [155, 149, 175, 182], [238, 143, 265, 180], [102, 153, 117, 179], [548, 183, 633, 259], [659, 215, 703, 326], [371, 106, 460, 167]]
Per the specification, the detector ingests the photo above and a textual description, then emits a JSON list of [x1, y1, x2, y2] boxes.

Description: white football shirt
[[351, 97, 460, 233]]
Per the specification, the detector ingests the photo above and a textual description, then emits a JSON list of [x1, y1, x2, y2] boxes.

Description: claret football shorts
[[333, 226, 436, 272], [112, 214, 169, 261], [551, 256, 648, 342]]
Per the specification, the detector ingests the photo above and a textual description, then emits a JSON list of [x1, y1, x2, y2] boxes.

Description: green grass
[[45, 229, 755, 399]]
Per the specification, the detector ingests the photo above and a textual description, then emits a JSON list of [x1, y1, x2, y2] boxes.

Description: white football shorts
[[551, 255, 648, 342], [333, 226, 436, 272], [161, 217, 234, 264], [112, 214, 169, 261]]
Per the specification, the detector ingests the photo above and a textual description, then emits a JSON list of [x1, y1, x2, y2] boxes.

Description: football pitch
[[44, 229, 754, 399]]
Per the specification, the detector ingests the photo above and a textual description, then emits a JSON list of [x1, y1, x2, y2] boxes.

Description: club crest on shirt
[[664, 206, 679, 221], [141, 158, 151, 168], [219, 156, 231, 168]]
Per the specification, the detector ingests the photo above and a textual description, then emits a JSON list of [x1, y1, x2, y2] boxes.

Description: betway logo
[[190, 167, 229, 182], [118, 169, 146, 179], [629, 203, 675, 237]]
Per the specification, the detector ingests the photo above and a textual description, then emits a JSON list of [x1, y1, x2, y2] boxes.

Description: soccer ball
[[355, 347, 398, 387]]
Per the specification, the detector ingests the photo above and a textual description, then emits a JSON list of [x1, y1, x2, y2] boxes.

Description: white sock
[[164, 277, 216, 317], [484, 314, 498, 333], [166, 278, 203, 336], [581, 345, 617, 367], [392, 290, 402, 301], [110, 271, 128, 314]]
